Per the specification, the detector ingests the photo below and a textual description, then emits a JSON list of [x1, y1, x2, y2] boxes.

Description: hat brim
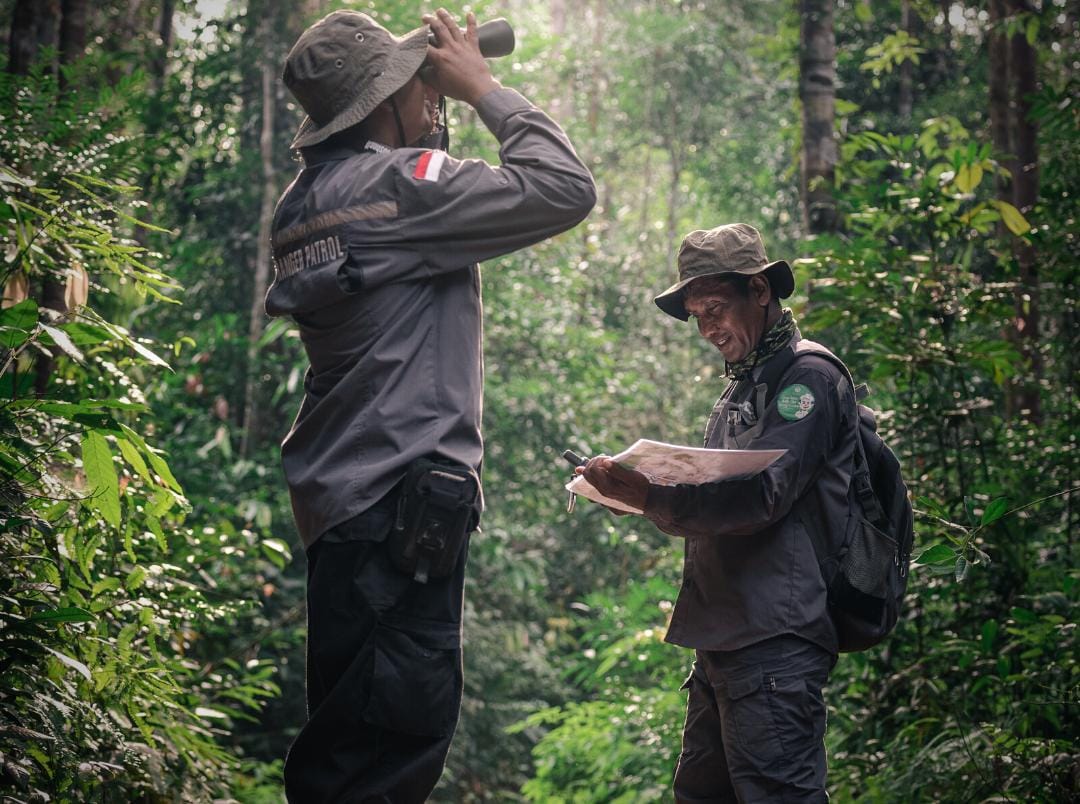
[[653, 259, 795, 321], [290, 24, 429, 150]]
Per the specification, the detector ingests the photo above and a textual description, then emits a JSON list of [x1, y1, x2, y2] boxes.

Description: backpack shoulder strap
[[762, 339, 888, 529], [759, 339, 849, 406]]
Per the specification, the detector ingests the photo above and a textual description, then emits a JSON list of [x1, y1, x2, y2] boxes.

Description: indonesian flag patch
[[412, 150, 447, 182]]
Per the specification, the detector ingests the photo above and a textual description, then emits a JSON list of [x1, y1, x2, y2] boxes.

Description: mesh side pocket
[[840, 518, 897, 598]]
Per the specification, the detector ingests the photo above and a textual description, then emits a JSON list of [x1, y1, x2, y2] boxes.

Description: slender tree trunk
[[898, 0, 913, 121], [988, 0, 1010, 203], [241, 18, 279, 457], [549, 0, 566, 120], [799, 0, 837, 234], [588, 0, 604, 135], [1006, 0, 1040, 422], [149, 0, 175, 94], [59, 0, 88, 85]]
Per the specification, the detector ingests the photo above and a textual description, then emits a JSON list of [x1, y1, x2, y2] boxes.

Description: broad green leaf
[[144, 448, 182, 493], [59, 321, 113, 345], [260, 538, 292, 569], [41, 324, 84, 362], [118, 423, 182, 493], [27, 606, 95, 624], [954, 163, 982, 193], [1025, 15, 1039, 45], [128, 338, 171, 369], [82, 431, 121, 528], [913, 544, 955, 565], [1010, 606, 1037, 624], [45, 648, 92, 682], [991, 200, 1031, 235], [915, 495, 949, 520], [116, 437, 153, 485], [0, 298, 38, 347], [981, 497, 1010, 526]]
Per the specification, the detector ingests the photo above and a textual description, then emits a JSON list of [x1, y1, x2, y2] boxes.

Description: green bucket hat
[[283, 11, 429, 150], [654, 223, 795, 321]]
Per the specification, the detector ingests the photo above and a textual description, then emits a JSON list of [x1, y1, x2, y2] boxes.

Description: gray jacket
[[266, 88, 596, 548], [644, 332, 854, 654]]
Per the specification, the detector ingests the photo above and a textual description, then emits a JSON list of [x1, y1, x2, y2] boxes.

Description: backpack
[[759, 339, 914, 652]]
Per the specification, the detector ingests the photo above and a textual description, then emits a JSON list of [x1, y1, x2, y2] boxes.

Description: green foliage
[[0, 69, 284, 801], [4, 1, 1074, 801]]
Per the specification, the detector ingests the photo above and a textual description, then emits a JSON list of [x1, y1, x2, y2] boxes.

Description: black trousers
[[673, 635, 835, 804], [283, 501, 468, 803]]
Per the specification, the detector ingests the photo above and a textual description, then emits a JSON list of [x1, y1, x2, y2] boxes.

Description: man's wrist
[[464, 78, 503, 107]]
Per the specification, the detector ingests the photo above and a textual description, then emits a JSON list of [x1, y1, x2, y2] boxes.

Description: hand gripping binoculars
[[427, 17, 515, 57]]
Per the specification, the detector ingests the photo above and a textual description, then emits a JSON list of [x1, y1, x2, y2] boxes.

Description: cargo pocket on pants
[[362, 615, 462, 737], [727, 671, 810, 765]]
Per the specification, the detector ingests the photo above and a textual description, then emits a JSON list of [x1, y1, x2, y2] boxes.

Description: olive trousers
[[283, 500, 467, 803], [673, 635, 835, 804]]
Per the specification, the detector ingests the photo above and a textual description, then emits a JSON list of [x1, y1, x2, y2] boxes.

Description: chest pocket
[[706, 381, 770, 449]]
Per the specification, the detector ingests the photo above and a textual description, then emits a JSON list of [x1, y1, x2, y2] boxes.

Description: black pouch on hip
[[389, 459, 479, 584]]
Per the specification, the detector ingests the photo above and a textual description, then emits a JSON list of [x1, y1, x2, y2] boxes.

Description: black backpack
[[760, 340, 914, 652]]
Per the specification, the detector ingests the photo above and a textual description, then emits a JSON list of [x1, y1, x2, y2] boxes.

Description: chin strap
[[389, 97, 408, 149], [388, 96, 449, 151]]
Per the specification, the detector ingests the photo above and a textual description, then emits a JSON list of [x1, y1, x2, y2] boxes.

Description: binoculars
[[427, 18, 515, 58]]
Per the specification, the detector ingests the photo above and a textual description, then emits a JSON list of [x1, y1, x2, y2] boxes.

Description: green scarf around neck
[[724, 308, 797, 381]]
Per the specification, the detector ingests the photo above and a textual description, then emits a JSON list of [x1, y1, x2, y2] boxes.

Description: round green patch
[[777, 383, 815, 421]]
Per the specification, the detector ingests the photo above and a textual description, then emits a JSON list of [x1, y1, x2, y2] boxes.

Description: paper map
[[565, 439, 786, 516]]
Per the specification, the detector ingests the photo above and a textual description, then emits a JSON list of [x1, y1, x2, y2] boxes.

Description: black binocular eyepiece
[[427, 18, 515, 58]]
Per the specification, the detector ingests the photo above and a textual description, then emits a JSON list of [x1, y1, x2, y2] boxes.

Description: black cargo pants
[[283, 497, 469, 803], [673, 635, 835, 803]]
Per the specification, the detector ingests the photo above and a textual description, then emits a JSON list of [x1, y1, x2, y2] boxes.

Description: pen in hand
[[562, 449, 589, 512], [562, 449, 589, 468]]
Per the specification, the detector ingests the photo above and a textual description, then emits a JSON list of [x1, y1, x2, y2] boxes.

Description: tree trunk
[[241, 18, 279, 457], [8, 0, 60, 75], [988, 0, 1010, 204], [898, 0, 913, 121], [149, 0, 175, 93], [588, 0, 604, 135], [59, 0, 88, 75], [799, 0, 837, 234], [1006, 0, 1041, 422], [549, 0, 566, 120]]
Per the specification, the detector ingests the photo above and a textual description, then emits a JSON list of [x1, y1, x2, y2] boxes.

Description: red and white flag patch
[[412, 150, 447, 182]]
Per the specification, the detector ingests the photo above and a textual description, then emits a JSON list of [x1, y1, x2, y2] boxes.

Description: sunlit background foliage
[[0, 0, 1076, 801]]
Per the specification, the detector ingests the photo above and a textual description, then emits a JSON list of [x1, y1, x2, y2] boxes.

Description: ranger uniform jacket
[[644, 331, 855, 655], [266, 88, 596, 548]]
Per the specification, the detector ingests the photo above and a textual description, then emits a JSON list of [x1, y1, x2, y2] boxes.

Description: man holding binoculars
[[268, 7, 595, 802]]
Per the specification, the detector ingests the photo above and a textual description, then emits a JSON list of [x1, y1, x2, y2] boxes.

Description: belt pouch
[[389, 459, 479, 583]]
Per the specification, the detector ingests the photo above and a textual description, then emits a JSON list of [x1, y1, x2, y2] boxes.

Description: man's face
[[391, 75, 440, 145], [684, 276, 771, 363]]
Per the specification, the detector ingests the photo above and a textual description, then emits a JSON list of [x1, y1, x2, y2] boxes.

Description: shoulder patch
[[777, 383, 816, 421], [412, 150, 446, 182]]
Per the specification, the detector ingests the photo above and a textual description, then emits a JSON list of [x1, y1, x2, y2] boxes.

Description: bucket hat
[[283, 11, 429, 149], [654, 223, 795, 321]]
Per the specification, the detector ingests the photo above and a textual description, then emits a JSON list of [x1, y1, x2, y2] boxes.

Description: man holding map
[[578, 223, 855, 802]]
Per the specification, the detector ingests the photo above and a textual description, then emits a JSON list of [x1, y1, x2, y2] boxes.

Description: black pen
[[562, 449, 589, 512], [562, 449, 589, 468]]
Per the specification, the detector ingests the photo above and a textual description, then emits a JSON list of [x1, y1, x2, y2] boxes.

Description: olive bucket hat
[[653, 223, 795, 321], [283, 11, 430, 149]]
